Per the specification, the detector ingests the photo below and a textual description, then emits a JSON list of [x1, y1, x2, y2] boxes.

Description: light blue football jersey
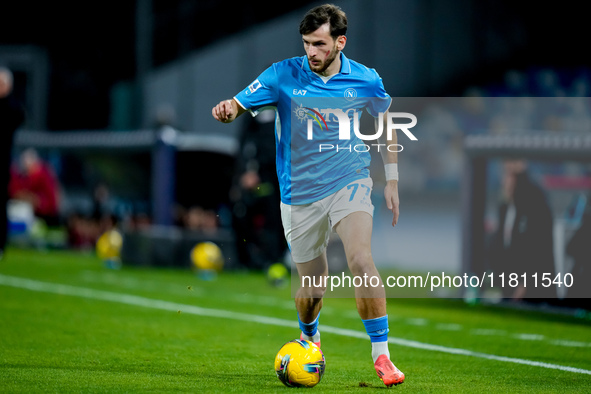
[[234, 53, 391, 205]]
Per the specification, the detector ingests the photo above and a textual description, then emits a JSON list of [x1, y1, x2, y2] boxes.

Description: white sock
[[371, 341, 390, 363], [302, 329, 321, 343]]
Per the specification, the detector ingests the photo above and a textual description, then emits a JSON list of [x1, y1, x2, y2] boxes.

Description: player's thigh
[[334, 211, 373, 262], [330, 177, 374, 252], [329, 178, 375, 273], [280, 202, 331, 263]]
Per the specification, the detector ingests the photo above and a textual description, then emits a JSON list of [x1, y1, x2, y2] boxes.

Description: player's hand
[[212, 99, 238, 123], [384, 180, 399, 226]]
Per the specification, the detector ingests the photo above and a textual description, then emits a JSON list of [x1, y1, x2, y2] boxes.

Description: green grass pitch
[[1, 248, 590, 392]]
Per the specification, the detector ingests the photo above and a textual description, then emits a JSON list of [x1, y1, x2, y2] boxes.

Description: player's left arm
[[376, 107, 399, 227]]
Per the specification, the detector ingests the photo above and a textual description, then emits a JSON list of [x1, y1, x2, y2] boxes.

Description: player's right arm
[[213, 64, 279, 124], [212, 98, 246, 123]]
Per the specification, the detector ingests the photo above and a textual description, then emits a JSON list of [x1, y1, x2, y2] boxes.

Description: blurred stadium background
[[1, 0, 590, 305]]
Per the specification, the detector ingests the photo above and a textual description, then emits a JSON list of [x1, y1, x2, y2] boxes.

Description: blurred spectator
[[132, 212, 151, 230], [9, 148, 61, 226], [231, 110, 287, 269], [487, 160, 556, 301], [0, 67, 25, 259], [67, 211, 99, 249], [66, 182, 125, 249], [91, 182, 111, 222], [183, 206, 218, 233], [99, 213, 119, 234]]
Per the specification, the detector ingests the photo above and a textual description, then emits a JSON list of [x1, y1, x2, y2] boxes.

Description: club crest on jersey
[[247, 79, 262, 95], [344, 88, 357, 101]]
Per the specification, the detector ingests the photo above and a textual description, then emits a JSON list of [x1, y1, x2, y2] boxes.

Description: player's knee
[[300, 282, 327, 299], [310, 285, 327, 299], [347, 250, 374, 276]]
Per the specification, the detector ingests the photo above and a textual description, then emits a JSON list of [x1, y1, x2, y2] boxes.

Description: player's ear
[[336, 35, 347, 51]]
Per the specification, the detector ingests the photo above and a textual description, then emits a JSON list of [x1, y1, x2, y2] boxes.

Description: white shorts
[[280, 177, 374, 263]]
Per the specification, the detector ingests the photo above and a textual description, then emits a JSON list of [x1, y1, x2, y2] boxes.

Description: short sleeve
[[234, 65, 279, 116], [366, 70, 392, 118]]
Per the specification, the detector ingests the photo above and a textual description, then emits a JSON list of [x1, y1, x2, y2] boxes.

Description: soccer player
[[212, 4, 404, 387]]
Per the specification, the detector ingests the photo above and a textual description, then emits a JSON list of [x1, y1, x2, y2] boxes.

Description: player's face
[[302, 23, 345, 74]]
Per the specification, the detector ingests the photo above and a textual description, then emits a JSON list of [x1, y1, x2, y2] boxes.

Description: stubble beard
[[308, 45, 339, 75]]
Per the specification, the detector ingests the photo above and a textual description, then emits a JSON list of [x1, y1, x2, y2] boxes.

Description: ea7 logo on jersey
[[293, 89, 307, 96], [246, 79, 262, 95]]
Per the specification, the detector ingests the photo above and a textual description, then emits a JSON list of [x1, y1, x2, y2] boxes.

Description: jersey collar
[[301, 52, 351, 75]]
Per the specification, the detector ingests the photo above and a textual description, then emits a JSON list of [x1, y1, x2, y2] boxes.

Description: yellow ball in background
[[267, 262, 289, 287], [191, 242, 224, 272], [96, 230, 123, 261]]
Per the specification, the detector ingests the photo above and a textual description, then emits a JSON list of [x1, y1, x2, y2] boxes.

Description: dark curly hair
[[299, 4, 347, 39]]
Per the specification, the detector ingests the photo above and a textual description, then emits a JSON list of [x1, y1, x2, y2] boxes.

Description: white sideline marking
[[1, 274, 590, 376]]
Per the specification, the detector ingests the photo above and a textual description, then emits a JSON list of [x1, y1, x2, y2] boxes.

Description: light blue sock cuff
[[362, 315, 389, 343], [298, 313, 320, 337]]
